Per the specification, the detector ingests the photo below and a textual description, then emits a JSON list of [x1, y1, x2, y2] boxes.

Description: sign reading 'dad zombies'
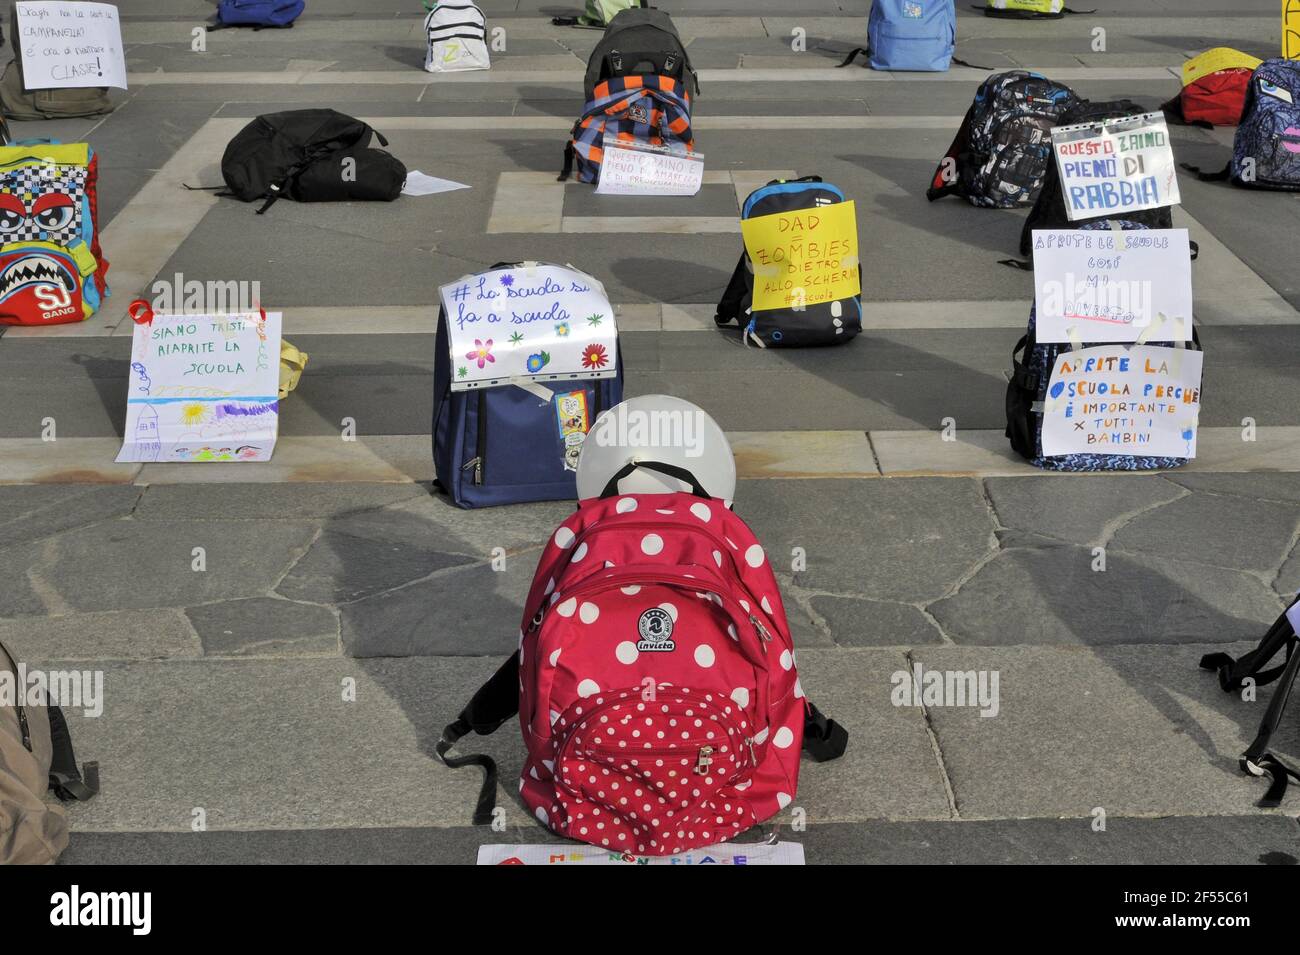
[[1031, 228, 1193, 344], [438, 263, 618, 392], [1050, 112, 1180, 221], [741, 200, 860, 312], [116, 310, 283, 464], [1040, 344, 1202, 458]]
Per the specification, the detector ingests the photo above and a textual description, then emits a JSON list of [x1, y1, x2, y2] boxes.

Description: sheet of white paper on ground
[[438, 263, 618, 392], [1040, 344, 1202, 459], [595, 142, 704, 196], [16, 1, 128, 90], [1050, 111, 1180, 221], [1031, 228, 1193, 344], [115, 311, 283, 464], [477, 841, 805, 865], [401, 171, 471, 197]]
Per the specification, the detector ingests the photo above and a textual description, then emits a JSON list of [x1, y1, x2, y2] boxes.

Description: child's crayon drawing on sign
[[1040, 344, 1202, 458], [438, 264, 618, 392], [115, 310, 283, 463], [741, 200, 860, 312]]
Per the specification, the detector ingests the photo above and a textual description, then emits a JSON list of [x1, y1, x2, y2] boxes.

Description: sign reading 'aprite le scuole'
[[1051, 112, 1180, 221], [1040, 344, 1202, 459]]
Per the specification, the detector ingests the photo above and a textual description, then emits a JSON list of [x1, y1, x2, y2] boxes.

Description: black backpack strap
[[802, 700, 848, 762], [1200, 600, 1298, 691], [927, 101, 975, 201], [998, 258, 1032, 271], [1240, 644, 1300, 807], [715, 252, 750, 327], [436, 653, 521, 825], [836, 47, 869, 68], [46, 705, 99, 802], [1179, 161, 1231, 182], [1009, 334, 1038, 393], [600, 460, 710, 499], [558, 140, 576, 182], [950, 56, 994, 70]]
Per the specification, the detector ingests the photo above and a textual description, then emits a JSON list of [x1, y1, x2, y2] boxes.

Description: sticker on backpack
[[636, 606, 676, 652]]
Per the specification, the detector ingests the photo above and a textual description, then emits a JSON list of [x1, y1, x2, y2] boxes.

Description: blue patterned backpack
[[1005, 220, 1202, 471]]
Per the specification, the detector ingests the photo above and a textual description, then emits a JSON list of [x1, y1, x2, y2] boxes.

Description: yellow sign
[[1181, 47, 1262, 86], [1287, 0, 1300, 58], [741, 199, 860, 312]]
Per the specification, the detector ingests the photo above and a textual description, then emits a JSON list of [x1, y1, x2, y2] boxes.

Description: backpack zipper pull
[[462, 456, 483, 485], [744, 736, 756, 767], [694, 745, 714, 775], [749, 614, 771, 644]]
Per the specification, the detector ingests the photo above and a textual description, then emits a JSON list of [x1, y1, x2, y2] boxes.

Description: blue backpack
[[837, 0, 955, 72], [432, 263, 624, 508], [1230, 59, 1300, 189], [1005, 220, 1202, 472], [213, 0, 305, 28]]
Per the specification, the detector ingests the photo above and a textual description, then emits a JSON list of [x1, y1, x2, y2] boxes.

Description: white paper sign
[[595, 142, 704, 196], [1050, 112, 1180, 221], [401, 171, 470, 197], [477, 841, 805, 865], [1031, 228, 1193, 344], [16, 2, 128, 91], [115, 311, 283, 463], [1040, 344, 1202, 458], [438, 263, 618, 392]]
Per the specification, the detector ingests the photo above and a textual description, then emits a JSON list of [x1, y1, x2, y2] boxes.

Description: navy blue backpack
[[1185, 59, 1300, 190], [432, 264, 623, 508], [1005, 220, 1202, 471], [838, 0, 956, 72], [213, 0, 305, 29]]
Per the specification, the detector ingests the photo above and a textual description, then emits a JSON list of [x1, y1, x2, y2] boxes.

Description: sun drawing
[[180, 403, 207, 426]]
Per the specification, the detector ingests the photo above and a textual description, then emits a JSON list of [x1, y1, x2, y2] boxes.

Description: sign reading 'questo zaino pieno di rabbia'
[[1050, 111, 1180, 221]]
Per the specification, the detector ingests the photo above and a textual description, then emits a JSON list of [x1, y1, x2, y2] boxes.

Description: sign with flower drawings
[[438, 263, 618, 392]]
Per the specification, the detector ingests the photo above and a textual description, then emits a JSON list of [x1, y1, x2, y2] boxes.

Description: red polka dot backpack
[[437, 460, 848, 856]]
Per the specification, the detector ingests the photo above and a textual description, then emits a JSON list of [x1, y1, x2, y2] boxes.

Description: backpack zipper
[[462, 389, 488, 486]]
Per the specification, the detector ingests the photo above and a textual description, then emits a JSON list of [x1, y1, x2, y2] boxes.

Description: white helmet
[[575, 395, 736, 502]]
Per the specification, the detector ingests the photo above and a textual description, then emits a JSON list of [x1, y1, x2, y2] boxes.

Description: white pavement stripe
[[3, 428, 1300, 485], [123, 66, 1180, 86]]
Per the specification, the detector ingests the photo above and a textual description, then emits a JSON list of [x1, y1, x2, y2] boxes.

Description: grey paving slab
[[737, 478, 997, 604], [809, 594, 946, 647], [276, 527, 475, 605], [986, 474, 1189, 548], [1110, 492, 1300, 577], [0, 519, 319, 616], [929, 536, 1283, 646], [1166, 472, 1300, 507], [0, 485, 143, 548], [134, 482, 426, 521], [186, 597, 339, 657], [913, 643, 1300, 820], [0, 609, 200, 662], [57, 814, 1300, 865]]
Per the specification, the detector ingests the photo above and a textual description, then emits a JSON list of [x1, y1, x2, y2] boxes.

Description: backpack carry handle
[[599, 459, 711, 500]]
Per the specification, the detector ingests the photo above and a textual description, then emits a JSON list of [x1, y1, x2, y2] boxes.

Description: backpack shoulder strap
[[802, 700, 848, 761], [46, 704, 98, 802], [1200, 602, 1298, 691], [927, 101, 976, 201], [1240, 645, 1300, 807], [436, 654, 520, 825], [715, 252, 750, 327]]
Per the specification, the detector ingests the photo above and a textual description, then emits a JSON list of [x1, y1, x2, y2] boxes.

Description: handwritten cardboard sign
[[477, 841, 805, 865], [595, 142, 704, 196], [1040, 344, 1202, 458], [115, 311, 283, 463], [1031, 228, 1193, 344], [16, 1, 127, 91], [438, 263, 618, 392], [741, 199, 860, 312], [1050, 112, 1180, 221]]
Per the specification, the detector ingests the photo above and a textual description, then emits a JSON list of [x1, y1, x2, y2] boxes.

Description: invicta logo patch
[[636, 607, 675, 652]]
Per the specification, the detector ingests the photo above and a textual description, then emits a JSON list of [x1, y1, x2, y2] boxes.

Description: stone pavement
[[0, 0, 1298, 863]]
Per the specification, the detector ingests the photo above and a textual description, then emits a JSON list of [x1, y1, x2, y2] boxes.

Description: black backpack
[[1018, 99, 1172, 256], [582, 8, 697, 102], [927, 71, 1076, 208], [1200, 599, 1300, 806], [219, 109, 406, 214]]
